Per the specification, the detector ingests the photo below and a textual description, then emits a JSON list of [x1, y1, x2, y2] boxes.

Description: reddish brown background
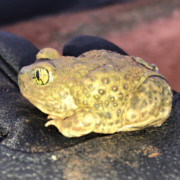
[[1, 0, 180, 91]]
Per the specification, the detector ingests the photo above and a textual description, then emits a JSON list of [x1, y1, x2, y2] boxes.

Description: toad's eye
[[32, 67, 49, 85]]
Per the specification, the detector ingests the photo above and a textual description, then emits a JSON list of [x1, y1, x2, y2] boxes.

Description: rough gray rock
[[0, 32, 180, 180]]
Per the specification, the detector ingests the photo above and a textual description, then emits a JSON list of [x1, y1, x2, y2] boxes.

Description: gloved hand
[[0, 31, 180, 180]]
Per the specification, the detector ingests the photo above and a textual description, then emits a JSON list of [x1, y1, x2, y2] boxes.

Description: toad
[[18, 48, 172, 137]]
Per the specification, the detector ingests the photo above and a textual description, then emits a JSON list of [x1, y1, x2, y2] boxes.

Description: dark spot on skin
[[112, 86, 118, 91], [139, 87, 146, 93], [106, 113, 111, 119], [73, 116, 79, 124], [82, 122, 91, 127], [125, 74, 130, 79], [64, 104, 67, 111], [113, 102, 118, 107], [155, 97, 157, 100], [67, 121, 72, 128], [117, 109, 121, 117], [102, 78, 110, 84], [83, 88, 87, 93], [141, 100, 148, 109], [130, 97, 139, 108], [88, 84, 93, 89], [126, 95, 129, 100], [156, 81, 161, 88], [142, 112, 146, 118], [168, 91, 171, 96], [128, 71, 132, 75], [161, 99, 165, 105], [153, 90, 157, 94], [105, 101, 109, 107], [131, 114, 137, 119], [96, 113, 103, 118], [75, 99, 79, 104], [109, 122, 113, 126], [149, 105, 157, 116], [94, 104, 99, 108], [148, 92, 153, 104], [99, 89, 105, 94], [116, 120, 120, 124], [137, 77, 140, 81], [91, 76, 96, 81], [99, 67, 105, 71], [115, 67, 121, 71], [118, 93, 123, 100], [124, 84, 128, 89]]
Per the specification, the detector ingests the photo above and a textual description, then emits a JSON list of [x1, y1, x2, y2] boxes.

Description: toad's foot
[[45, 108, 103, 138]]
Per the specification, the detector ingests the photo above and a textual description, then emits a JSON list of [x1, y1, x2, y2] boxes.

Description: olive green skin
[[18, 49, 172, 137]]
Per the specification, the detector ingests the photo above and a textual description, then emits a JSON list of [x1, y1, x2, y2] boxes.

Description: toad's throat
[[22, 91, 78, 118]]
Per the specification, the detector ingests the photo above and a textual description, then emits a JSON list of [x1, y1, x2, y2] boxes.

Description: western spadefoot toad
[[18, 48, 172, 137]]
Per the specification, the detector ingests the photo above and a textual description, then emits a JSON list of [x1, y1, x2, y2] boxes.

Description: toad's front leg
[[45, 108, 103, 137]]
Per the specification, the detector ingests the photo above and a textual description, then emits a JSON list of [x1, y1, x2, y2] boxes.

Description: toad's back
[[59, 50, 172, 134]]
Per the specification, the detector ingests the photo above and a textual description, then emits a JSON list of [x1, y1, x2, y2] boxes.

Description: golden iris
[[32, 67, 49, 85]]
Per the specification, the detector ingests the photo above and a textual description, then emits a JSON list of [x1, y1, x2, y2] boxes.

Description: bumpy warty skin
[[18, 49, 173, 137]]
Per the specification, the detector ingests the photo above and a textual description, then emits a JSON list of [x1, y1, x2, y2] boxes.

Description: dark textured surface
[[63, 35, 128, 57], [0, 31, 38, 85], [0, 32, 180, 180], [0, 0, 133, 25]]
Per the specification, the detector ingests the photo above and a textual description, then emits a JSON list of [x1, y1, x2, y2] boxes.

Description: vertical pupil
[[36, 70, 40, 80]]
